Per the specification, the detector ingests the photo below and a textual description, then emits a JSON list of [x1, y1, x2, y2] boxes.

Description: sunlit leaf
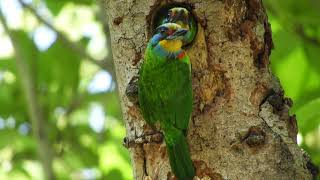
[[304, 43, 320, 76], [45, 0, 94, 15], [270, 28, 299, 61], [296, 98, 320, 135], [37, 37, 81, 111]]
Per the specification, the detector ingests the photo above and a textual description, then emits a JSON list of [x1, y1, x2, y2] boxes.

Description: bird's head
[[150, 23, 188, 52], [167, 7, 190, 29]]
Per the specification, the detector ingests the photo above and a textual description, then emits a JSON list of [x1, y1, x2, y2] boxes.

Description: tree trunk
[[104, 0, 314, 179]]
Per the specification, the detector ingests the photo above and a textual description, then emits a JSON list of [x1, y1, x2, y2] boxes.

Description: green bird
[[158, 7, 197, 46], [138, 23, 195, 180]]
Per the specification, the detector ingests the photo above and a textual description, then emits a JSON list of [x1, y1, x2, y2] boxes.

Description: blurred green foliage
[[264, 0, 320, 168], [0, 0, 132, 179], [0, 0, 318, 179]]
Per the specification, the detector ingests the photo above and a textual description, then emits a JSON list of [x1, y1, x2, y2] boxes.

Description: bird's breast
[[159, 40, 183, 52]]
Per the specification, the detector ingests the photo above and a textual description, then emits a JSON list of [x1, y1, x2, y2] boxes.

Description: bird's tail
[[163, 126, 195, 180]]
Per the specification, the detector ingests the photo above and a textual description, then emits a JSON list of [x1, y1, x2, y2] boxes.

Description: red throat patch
[[177, 52, 185, 59]]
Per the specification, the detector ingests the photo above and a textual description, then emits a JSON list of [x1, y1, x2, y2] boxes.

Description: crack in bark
[[257, 111, 298, 177], [123, 132, 163, 148], [258, 103, 280, 138], [142, 144, 149, 178]]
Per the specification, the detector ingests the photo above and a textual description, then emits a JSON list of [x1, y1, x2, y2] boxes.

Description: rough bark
[[104, 0, 314, 179]]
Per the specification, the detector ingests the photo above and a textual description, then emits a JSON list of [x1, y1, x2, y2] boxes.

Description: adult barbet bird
[[163, 7, 197, 46], [138, 23, 195, 180]]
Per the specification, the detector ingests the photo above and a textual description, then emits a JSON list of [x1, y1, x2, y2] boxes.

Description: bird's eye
[[160, 29, 166, 34]]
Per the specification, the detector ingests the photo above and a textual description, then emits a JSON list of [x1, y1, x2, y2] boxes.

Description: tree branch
[[295, 25, 320, 46], [97, 0, 114, 68], [265, 2, 320, 47], [0, 10, 55, 180], [64, 91, 113, 117], [17, 0, 115, 76]]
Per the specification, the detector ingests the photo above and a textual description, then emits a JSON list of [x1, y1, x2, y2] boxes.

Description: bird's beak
[[166, 29, 188, 40]]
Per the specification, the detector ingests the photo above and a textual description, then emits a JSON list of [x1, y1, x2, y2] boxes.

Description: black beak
[[166, 29, 188, 40]]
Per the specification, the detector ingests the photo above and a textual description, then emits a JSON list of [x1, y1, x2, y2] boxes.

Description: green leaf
[[45, 0, 94, 15], [79, 92, 122, 120], [0, 129, 36, 153], [271, 47, 307, 100], [296, 98, 320, 135], [0, 31, 36, 119], [104, 169, 124, 180], [0, 57, 15, 70], [270, 28, 299, 63], [304, 43, 320, 76], [290, 61, 320, 112], [37, 37, 81, 110], [293, 88, 320, 112], [0, 80, 28, 119]]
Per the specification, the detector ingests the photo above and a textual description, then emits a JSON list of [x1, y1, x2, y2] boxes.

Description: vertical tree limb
[[104, 0, 314, 179], [0, 10, 55, 180]]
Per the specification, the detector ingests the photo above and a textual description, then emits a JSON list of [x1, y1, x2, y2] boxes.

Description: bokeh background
[[0, 0, 318, 179]]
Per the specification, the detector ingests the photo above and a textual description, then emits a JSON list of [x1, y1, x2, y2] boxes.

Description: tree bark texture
[[105, 0, 314, 179]]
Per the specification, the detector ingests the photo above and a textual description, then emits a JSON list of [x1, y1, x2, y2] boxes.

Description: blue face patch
[[150, 33, 164, 47]]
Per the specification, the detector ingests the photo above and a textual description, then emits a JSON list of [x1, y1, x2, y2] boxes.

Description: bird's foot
[[125, 75, 139, 104], [123, 132, 163, 148]]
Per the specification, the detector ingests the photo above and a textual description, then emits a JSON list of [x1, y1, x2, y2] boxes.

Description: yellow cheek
[[176, 21, 189, 29], [159, 40, 183, 52]]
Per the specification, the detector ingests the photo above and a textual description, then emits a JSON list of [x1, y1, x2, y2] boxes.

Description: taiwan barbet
[[165, 7, 197, 46], [138, 23, 195, 180]]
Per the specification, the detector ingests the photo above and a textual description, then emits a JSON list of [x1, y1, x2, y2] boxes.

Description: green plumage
[[138, 37, 195, 180]]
